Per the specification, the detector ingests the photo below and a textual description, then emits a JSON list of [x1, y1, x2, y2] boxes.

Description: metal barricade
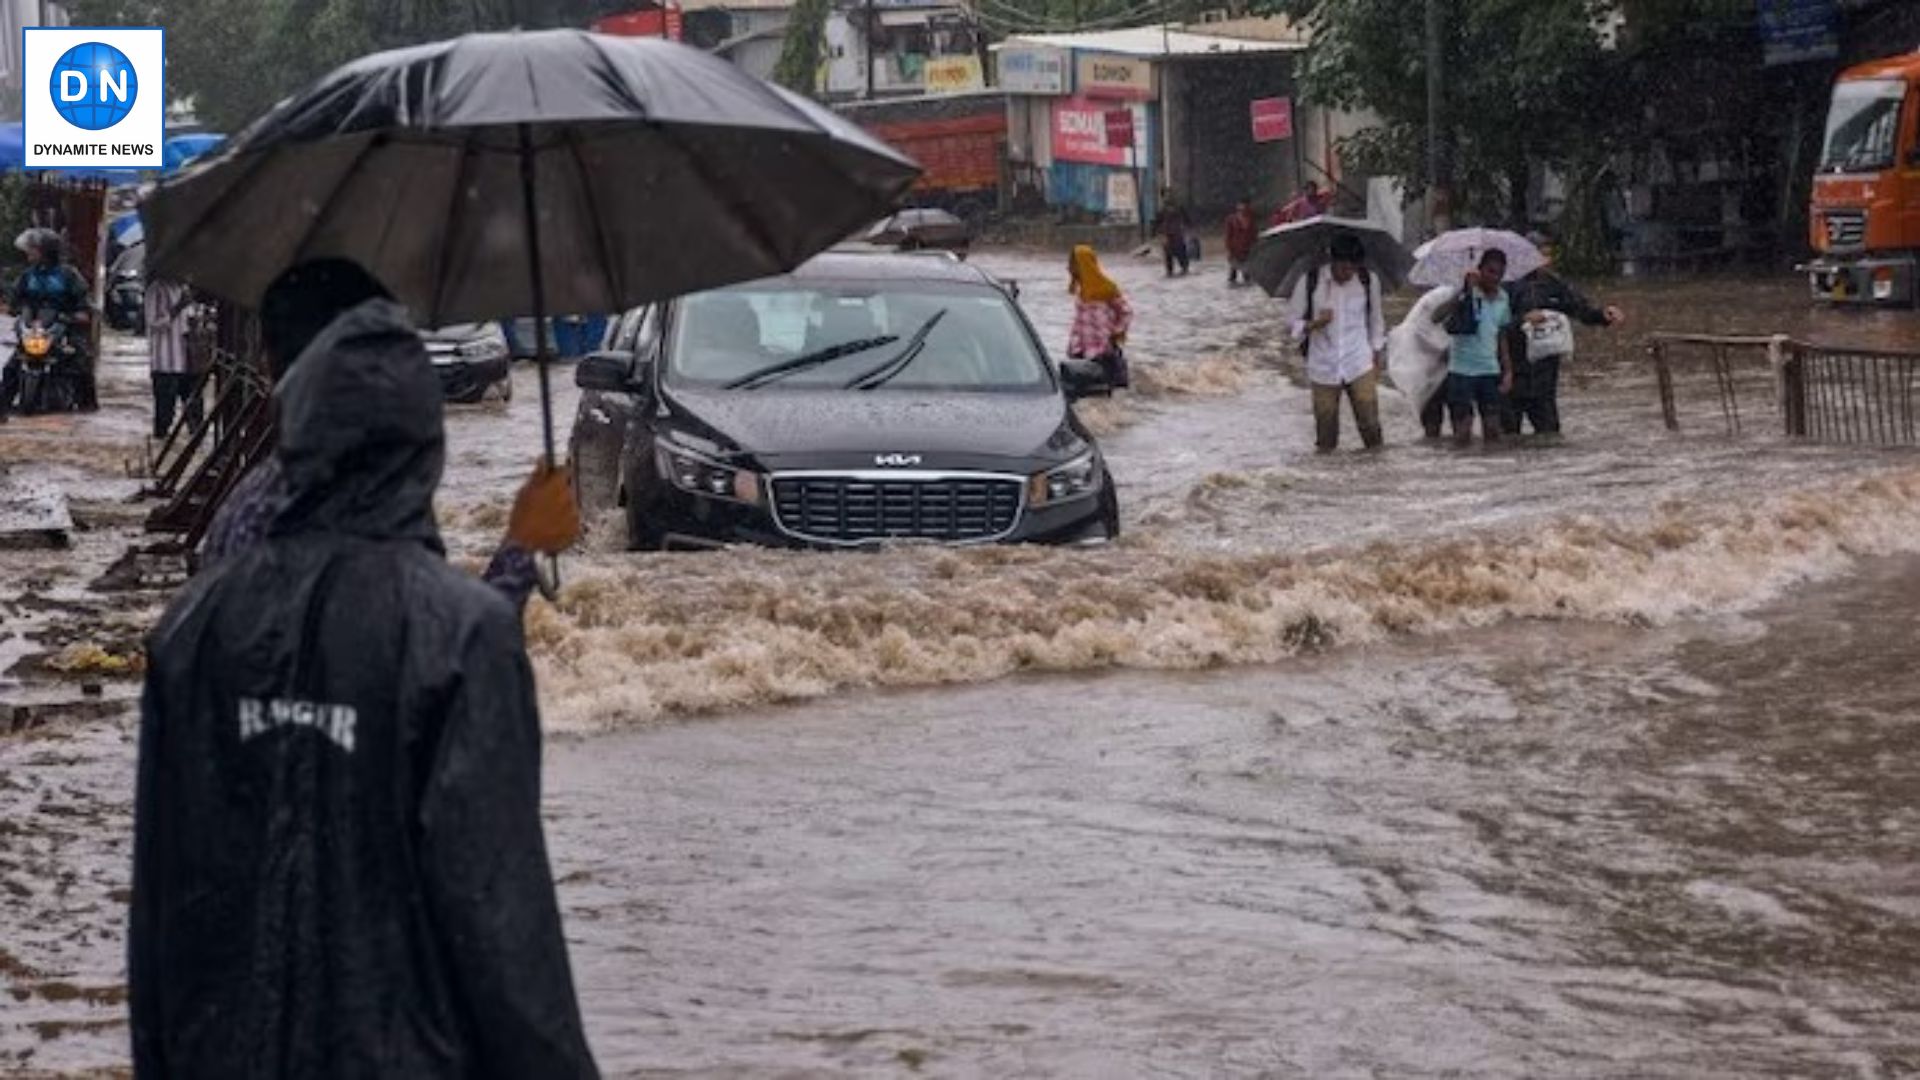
[[1645, 333, 1783, 437], [1791, 344, 1919, 445], [143, 302, 273, 556], [1647, 333, 1920, 447]]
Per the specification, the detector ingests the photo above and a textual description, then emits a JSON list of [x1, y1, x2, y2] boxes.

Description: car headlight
[[1029, 452, 1100, 506], [655, 438, 763, 505], [456, 338, 507, 360]]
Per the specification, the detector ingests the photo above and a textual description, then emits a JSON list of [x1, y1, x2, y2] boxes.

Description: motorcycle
[[106, 261, 144, 333], [12, 306, 94, 416]]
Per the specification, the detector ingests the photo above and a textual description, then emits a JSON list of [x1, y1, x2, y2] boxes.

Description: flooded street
[[550, 554, 1920, 1077], [4, 250, 1920, 1076]]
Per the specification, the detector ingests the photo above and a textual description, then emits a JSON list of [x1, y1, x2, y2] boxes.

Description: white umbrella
[[1409, 228, 1546, 287]]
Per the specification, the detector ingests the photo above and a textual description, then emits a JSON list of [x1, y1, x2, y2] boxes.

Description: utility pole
[[863, 0, 876, 98], [1425, 0, 1450, 232]]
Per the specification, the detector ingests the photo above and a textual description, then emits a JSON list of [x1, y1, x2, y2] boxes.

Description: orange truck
[[1806, 50, 1920, 306]]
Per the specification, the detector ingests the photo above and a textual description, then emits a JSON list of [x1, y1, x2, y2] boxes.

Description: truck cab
[[1806, 52, 1920, 306]]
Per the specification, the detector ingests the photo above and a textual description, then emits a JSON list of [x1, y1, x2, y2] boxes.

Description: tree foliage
[[1273, 0, 1618, 225], [772, 0, 832, 95], [1270, 0, 1803, 267], [64, 0, 638, 131]]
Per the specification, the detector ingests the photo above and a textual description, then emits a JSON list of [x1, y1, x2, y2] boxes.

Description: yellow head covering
[[1068, 245, 1121, 304]]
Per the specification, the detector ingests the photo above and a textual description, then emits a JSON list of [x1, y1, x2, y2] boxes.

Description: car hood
[[665, 387, 1072, 463]]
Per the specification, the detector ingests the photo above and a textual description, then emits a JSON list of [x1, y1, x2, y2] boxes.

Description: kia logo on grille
[[874, 453, 922, 467]]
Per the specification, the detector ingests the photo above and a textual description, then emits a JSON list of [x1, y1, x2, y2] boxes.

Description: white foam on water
[[524, 466, 1920, 734]]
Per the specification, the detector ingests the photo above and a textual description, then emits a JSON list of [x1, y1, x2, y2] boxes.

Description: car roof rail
[[828, 242, 963, 262]]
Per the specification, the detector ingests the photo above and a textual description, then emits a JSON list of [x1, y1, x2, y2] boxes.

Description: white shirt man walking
[[144, 278, 200, 439], [1284, 232, 1387, 451]]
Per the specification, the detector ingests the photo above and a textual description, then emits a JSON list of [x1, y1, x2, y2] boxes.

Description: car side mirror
[[1059, 358, 1110, 401], [576, 350, 637, 391]]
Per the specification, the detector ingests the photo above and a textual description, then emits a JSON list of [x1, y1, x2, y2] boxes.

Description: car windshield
[[667, 280, 1050, 392], [1820, 79, 1907, 173]]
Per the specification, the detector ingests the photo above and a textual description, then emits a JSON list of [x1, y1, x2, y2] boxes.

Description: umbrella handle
[[536, 553, 562, 602]]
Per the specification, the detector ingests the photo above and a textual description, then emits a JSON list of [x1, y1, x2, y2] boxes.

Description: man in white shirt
[[1285, 232, 1387, 451]]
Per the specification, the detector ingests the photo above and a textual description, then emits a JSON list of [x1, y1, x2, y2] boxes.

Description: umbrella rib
[[581, 32, 650, 119], [563, 124, 624, 315], [427, 133, 480, 327]]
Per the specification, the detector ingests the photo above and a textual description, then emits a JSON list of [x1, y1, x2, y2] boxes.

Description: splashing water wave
[[523, 466, 1920, 732]]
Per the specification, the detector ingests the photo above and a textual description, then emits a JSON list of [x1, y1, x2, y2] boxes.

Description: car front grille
[[1824, 209, 1866, 251], [771, 474, 1023, 544]]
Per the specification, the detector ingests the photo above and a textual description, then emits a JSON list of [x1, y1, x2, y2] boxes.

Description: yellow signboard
[[925, 55, 985, 95]]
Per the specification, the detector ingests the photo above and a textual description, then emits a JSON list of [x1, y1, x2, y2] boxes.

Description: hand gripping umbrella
[[142, 29, 919, 579]]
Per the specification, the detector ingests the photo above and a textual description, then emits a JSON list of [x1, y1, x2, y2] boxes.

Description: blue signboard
[[1757, 0, 1839, 66]]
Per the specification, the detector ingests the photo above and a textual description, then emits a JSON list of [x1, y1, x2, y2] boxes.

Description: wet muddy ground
[[2, 251, 1918, 1076]]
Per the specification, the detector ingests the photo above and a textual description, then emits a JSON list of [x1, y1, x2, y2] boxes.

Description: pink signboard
[[1250, 96, 1294, 143], [1053, 98, 1147, 166]]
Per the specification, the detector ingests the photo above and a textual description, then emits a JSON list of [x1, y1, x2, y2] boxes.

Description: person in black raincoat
[[129, 293, 599, 1078], [1500, 234, 1623, 437]]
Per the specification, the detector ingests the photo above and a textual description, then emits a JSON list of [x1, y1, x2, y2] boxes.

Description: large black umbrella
[[1245, 216, 1413, 298], [143, 29, 920, 465]]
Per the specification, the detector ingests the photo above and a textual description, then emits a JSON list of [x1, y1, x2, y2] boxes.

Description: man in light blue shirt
[[1431, 248, 1514, 444]]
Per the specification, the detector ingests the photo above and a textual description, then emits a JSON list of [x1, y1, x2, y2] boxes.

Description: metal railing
[[143, 304, 273, 556], [1647, 333, 1920, 446], [1786, 344, 1919, 445]]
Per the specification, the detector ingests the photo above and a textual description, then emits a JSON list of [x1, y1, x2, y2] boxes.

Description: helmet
[[14, 227, 62, 261]]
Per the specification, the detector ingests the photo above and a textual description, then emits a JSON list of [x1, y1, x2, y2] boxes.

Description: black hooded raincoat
[[129, 300, 598, 1079]]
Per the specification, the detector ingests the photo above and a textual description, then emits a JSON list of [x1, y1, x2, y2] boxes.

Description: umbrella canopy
[[1246, 216, 1413, 298], [1408, 228, 1547, 287], [142, 30, 919, 329]]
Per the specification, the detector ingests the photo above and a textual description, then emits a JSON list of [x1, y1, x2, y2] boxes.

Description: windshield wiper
[[723, 334, 898, 390], [846, 310, 948, 391]]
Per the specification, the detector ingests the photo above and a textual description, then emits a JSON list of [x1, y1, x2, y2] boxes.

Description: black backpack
[[1300, 264, 1374, 358]]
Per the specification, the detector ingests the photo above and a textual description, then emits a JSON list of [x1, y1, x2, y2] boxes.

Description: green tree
[[772, 0, 831, 95], [1273, 0, 1617, 226]]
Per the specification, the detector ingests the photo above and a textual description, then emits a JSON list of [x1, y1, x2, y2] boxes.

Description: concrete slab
[[0, 471, 74, 547]]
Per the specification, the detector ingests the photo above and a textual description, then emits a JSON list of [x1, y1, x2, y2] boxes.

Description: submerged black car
[[571, 250, 1118, 550]]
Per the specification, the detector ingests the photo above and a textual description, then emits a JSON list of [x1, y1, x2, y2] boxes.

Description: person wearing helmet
[[0, 229, 95, 420]]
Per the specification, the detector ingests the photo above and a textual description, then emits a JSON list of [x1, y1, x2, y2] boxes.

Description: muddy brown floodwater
[[3, 253, 1919, 1076]]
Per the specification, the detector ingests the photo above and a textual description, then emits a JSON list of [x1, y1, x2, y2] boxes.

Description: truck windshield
[[668, 280, 1052, 393], [1820, 79, 1906, 173]]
